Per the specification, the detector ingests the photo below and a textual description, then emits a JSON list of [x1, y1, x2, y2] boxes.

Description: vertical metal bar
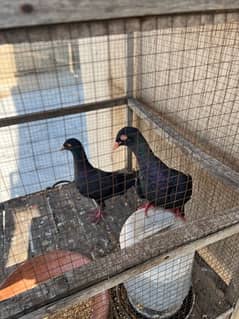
[[70, 40, 81, 76], [126, 32, 134, 170], [126, 32, 134, 98], [135, 25, 142, 101]]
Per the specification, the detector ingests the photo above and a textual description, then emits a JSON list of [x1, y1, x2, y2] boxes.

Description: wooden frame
[[0, 1, 239, 30], [0, 12, 238, 45], [231, 300, 239, 319], [0, 4, 239, 317], [215, 309, 233, 319]]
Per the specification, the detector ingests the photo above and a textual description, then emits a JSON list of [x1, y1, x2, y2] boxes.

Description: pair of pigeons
[[61, 127, 192, 223]]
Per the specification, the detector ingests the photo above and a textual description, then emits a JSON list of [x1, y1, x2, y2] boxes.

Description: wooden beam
[[0, 97, 127, 127], [0, 13, 238, 44], [0, 1, 239, 30], [128, 98, 239, 191], [1, 206, 239, 319], [225, 241, 239, 305], [215, 308, 233, 319], [231, 299, 239, 319]]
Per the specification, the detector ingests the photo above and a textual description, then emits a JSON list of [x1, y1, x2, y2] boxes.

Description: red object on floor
[[0, 250, 109, 319]]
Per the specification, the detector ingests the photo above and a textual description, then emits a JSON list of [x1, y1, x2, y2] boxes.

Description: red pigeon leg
[[138, 202, 155, 217], [171, 207, 186, 222], [87, 208, 106, 224]]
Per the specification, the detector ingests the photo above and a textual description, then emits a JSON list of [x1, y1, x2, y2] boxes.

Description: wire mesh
[[0, 13, 239, 319]]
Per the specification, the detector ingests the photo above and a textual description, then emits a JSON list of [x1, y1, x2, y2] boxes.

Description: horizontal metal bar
[[0, 97, 127, 128], [128, 98, 239, 191]]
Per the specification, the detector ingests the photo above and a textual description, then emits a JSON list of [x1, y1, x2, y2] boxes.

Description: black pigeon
[[61, 138, 137, 223], [114, 127, 192, 221]]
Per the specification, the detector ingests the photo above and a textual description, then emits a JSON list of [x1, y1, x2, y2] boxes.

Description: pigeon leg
[[138, 202, 154, 217], [171, 207, 186, 222], [87, 199, 106, 224], [88, 208, 106, 224]]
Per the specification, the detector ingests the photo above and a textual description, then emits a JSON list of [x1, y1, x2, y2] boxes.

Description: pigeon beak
[[113, 142, 119, 151], [60, 146, 65, 151]]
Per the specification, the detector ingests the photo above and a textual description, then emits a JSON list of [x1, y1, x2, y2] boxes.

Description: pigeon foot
[[88, 208, 106, 224], [171, 207, 186, 222], [138, 202, 154, 217]]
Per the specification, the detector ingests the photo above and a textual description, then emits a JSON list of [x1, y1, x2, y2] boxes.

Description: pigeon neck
[[71, 148, 93, 171], [129, 137, 155, 168]]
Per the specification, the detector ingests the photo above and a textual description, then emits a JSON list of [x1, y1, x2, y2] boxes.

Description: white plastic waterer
[[119, 208, 194, 318]]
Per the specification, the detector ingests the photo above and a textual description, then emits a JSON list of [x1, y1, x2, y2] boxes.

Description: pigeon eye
[[66, 143, 72, 148], [120, 134, 128, 141]]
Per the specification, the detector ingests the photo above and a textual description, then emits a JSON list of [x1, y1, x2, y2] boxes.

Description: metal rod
[[127, 106, 133, 169], [126, 32, 134, 170], [0, 96, 127, 128]]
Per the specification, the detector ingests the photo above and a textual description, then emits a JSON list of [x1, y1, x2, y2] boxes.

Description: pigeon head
[[114, 126, 142, 149], [61, 138, 84, 152]]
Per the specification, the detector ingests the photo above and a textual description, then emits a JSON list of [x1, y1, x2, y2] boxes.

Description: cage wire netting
[[0, 13, 239, 319]]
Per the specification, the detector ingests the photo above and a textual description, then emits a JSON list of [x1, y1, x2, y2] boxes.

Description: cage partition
[[0, 9, 239, 319]]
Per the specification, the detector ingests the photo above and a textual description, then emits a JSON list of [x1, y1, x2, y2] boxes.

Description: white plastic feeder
[[120, 208, 194, 318]]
